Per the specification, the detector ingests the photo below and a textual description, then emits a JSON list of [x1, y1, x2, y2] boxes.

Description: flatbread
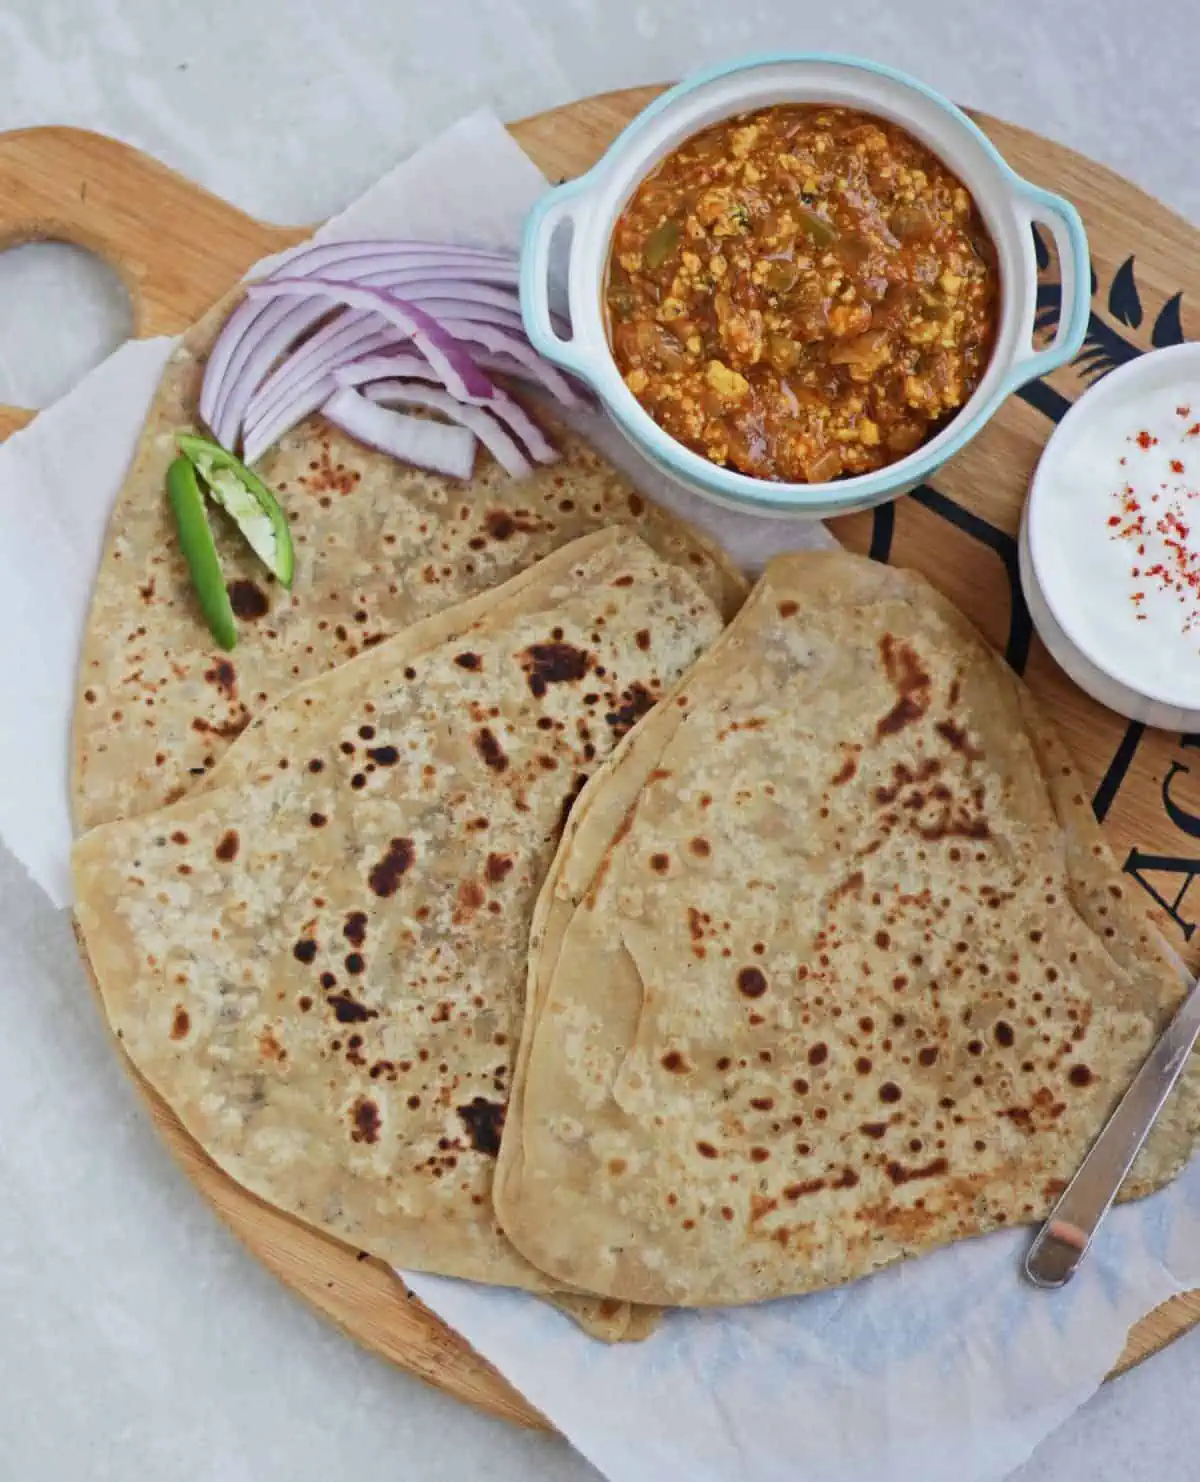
[[71, 286, 746, 834], [495, 549, 1200, 1307], [68, 911, 630, 1343], [72, 529, 724, 1324]]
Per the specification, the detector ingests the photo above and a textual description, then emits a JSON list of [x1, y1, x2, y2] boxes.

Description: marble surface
[[1, 1, 1199, 1477]]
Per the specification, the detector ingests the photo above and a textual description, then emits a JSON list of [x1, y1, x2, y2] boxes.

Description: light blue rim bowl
[[520, 51, 1091, 516]]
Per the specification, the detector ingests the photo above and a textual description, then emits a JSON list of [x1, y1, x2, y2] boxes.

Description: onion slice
[[347, 263, 520, 291], [241, 329, 403, 464], [241, 283, 520, 438], [249, 279, 497, 403], [243, 289, 521, 435], [242, 378, 338, 468], [203, 242, 425, 432], [246, 318, 389, 429], [244, 284, 522, 426], [362, 380, 534, 480], [321, 387, 477, 480], [339, 358, 557, 466], [242, 323, 580, 464], [202, 240, 577, 475], [266, 240, 516, 280], [201, 242, 389, 426], [202, 241, 517, 432], [398, 298, 524, 330], [202, 297, 294, 433], [211, 297, 334, 450], [441, 320, 585, 408]]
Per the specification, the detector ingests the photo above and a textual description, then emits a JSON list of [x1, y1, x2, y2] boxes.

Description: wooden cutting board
[[4, 86, 1200, 1429]]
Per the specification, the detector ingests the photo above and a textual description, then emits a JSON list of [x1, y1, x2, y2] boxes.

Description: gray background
[[1, 2, 1198, 1477]]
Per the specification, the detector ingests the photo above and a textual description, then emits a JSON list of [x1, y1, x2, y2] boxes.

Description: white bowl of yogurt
[[1021, 343, 1200, 731]]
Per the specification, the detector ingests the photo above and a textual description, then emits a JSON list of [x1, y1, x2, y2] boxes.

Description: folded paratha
[[495, 550, 1200, 1307], [72, 529, 724, 1328], [71, 287, 745, 834]]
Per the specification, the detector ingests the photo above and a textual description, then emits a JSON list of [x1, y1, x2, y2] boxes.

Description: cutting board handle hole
[[0, 241, 132, 410]]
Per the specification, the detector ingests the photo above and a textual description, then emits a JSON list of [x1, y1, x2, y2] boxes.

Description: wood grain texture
[[3, 85, 1199, 1423]]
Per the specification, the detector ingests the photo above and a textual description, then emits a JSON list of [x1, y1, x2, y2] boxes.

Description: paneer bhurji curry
[[606, 105, 999, 484]]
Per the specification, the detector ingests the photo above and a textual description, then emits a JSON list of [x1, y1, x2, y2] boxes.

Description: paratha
[[72, 529, 724, 1324], [495, 549, 1200, 1307], [71, 286, 746, 834]]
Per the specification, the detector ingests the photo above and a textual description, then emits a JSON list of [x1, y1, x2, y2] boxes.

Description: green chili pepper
[[176, 433, 294, 587], [167, 456, 238, 652]]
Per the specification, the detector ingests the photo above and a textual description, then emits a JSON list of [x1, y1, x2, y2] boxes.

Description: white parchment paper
[[0, 109, 1197, 1482]]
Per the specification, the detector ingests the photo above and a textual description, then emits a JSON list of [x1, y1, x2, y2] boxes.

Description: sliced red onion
[[242, 328, 402, 462], [337, 355, 457, 387], [401, 298, 523, 329], [202, 242, 582, 472], [322, 387, 477, 480], [247, 310, 381, 418], [339, 358, 557, 467], [242, 281, 515, 433], [363, 380, 533, 480], [260, 276, 521, 327], [344, 261, 520, 289], [202, 242, 516, 432], [339, 259, 572, 329], [266, 240, 515, 281], [341, 352, 433, 381], [245, 283, 521, 430], [466, 348, 584, 396], [249, 279, 498, 404], [440, 321, 585, 408], [243, 335, 434, 465], [246, 319, 565, 456], [243, 336, 580, 469], [246, 291, 521, 427], [356, 272, 519, 299], [202, 297, 294, 432], [203, 242, 419, 431], [242, 378, 338, 467], [211, 297, 338, 450]]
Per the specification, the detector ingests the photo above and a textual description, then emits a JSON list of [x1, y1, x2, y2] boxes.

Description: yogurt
[[1028, 357, 1200, 712]]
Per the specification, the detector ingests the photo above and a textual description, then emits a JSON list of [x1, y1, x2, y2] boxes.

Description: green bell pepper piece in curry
[[176, 433, 295, 588], [642, 219, 681, 271], [166, 456, 238, 652]]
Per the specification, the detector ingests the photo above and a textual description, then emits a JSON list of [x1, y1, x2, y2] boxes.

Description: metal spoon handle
[[1025, 975, 1200, 1288]]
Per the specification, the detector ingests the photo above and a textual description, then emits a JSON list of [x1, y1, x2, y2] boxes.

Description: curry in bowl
[[605, 104, 999, 484]]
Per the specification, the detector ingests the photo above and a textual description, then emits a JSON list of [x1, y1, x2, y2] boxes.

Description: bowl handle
[[1003, 182, 1091, 390], [519, 180, 594, 379]]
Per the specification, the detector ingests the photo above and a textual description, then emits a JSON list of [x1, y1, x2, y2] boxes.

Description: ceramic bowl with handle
[[521, 52, 1091, 520]]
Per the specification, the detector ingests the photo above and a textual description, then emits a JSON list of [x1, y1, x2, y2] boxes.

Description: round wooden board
[[5, 84, 1200, 1426]]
